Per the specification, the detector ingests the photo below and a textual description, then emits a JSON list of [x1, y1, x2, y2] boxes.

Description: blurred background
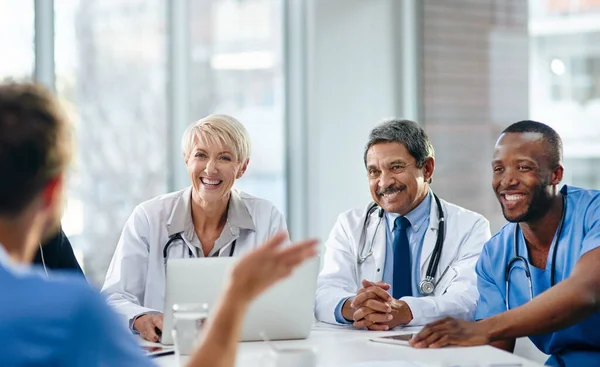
[[1, 0, 599, 287]]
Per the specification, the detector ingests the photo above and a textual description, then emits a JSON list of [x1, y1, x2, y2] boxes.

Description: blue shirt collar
[[386, 191, 432, 231], [0, 243, 31, 275]]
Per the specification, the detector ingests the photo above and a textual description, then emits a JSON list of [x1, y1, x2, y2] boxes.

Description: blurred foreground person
[[0, 82, 317, 367]]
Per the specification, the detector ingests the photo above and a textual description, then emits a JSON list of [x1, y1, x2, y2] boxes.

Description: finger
[[410, 319, 453, 344], [141, 322, 159, 342], [422, 317, 454, 328], [351, 291, 378, 308], [153, 314, 164, 331], [360, 279, 388, 290], [429, 335, 452, 348], [353, 319, 377, 329], [352, 306, 377, 321], [363, 299, 392, 313], [364, 312, 394, 323], [375, 282, 391, 290], [413, 331, 446, 349], [410, 326, 434, 344], [261, 232, 289, 250], [362, 279, 375, 288], [276, 239, 319, 265], [366, 323, 390, 331], [363, 285, 392, 302]]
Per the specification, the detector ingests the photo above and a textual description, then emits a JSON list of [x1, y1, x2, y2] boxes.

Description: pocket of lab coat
[[433, 267, 458, 296]]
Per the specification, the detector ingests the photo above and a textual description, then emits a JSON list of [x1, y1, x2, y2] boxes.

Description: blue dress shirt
[[0, 246, 153, 367], [475, 185, 600, 367], [334, 192, 431, 323]]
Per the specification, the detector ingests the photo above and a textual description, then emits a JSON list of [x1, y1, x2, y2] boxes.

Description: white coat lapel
[[361, 204, 387, 281], [419, 195, 441, 276]]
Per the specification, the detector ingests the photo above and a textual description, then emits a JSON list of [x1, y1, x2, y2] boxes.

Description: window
[[55, 0, 168, 285], [50, 0, 285, 286], [188, 0, 286, 214], [0, 0, 34, 81], [421, 0, 600, 231], [530, 0, 600, 194]]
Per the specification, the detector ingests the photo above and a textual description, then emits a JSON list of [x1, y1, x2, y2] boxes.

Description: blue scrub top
[[475, 185, 600, 367], [0, 247, 153, 367]]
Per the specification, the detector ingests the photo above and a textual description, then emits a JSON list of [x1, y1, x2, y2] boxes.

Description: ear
[[236, 159, 249, 179], [422, 157, 435, 183], [41, 175, 65, 210], [551, 164, 564, 186]]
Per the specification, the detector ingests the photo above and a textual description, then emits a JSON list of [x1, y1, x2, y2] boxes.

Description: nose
[[204, 158, 218, 175], [378, 170, 395, 190], [499, 169, 519, 189]]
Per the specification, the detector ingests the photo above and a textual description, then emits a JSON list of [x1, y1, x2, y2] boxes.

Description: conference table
[[149, 322, 544, 367]]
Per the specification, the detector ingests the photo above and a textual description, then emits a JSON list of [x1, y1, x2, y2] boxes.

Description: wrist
[[341, 297, 355, 321], [477, 317, 500, 343], [223, 282, 252, 310], [390, 300, 413, 325]]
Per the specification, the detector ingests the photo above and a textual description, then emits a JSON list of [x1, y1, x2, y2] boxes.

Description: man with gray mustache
[[315, 119, 491, 329]]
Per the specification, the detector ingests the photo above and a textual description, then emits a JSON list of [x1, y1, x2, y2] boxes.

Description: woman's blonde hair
[[182, 114, 251, 162]]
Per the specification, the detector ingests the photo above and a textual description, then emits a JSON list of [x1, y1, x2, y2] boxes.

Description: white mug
[[263, 348, 317, 367]]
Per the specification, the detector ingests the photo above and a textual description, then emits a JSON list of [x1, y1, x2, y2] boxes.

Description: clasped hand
[[348, 279, 413, 331]]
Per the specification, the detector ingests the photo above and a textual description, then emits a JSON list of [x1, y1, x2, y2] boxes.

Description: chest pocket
[[433, 266, 458, 296]]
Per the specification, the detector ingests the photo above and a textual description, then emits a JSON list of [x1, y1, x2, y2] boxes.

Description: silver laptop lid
[[161, 257, 319, 344]]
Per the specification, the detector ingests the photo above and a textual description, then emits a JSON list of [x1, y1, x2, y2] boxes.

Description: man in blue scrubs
[[411, 121, 600, 366], [0, 82, 317, 367]]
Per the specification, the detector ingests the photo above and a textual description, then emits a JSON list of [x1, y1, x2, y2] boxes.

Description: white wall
[[304, 0, 401, 243]]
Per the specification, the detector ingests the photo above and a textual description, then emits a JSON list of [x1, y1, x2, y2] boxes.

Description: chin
[[501, 207, 529, 223]]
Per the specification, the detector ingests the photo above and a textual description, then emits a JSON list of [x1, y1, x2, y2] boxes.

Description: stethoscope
[[39, 243, 48, 276], [505, 194, 566, 310], [162, 232, 237, 265], [357, 192, 446, 296]]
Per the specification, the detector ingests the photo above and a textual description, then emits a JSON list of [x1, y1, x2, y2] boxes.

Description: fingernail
[[387, 314, 393, 321], [383, 325, 389, 330]]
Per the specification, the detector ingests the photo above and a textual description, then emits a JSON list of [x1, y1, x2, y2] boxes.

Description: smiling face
[[186, 138, 248, 204], [492, 132, 563, 223], [366, 142, 433, 215]]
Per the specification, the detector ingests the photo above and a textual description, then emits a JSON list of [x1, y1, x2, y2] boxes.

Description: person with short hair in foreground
[[410, 121, 600, 367], [0, 82, 317, 367]]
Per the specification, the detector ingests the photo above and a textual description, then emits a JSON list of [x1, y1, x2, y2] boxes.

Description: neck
[[191, 191, 230, 233], [519, 194, 564, 249], [0, 213, 42, 264]]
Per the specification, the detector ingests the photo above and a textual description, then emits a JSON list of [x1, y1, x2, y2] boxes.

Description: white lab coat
[[101, 186, 287, 325], [315, 196, 491, 326]]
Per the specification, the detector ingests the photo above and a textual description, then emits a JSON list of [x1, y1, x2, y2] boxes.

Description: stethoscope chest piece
[[419, 277, 435, 295]]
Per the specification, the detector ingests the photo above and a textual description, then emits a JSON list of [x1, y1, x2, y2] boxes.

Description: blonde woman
[[101, 114, 288, 342]]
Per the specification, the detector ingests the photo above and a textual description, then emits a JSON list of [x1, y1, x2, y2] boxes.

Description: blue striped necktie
[[392, 216, 412, 299]]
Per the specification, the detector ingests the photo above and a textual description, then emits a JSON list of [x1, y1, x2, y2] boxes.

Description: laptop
[[161, 256, 319, 345]]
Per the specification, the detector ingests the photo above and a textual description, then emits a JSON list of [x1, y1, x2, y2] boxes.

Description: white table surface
[[149, 322, 545, 367]]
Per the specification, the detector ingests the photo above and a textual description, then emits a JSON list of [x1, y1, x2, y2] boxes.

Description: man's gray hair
[[364, 118, 434, 167]]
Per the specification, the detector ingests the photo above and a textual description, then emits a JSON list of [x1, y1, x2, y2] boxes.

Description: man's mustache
[[377, 185, 406, 196]]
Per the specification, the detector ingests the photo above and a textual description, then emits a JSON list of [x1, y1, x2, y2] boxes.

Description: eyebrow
[[389, 160, 406, 165], [491, 158, 538, 166], [194, 148, 233, 155]]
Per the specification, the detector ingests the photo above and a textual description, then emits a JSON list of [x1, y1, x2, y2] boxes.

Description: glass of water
[[171, 303, 209, 362]]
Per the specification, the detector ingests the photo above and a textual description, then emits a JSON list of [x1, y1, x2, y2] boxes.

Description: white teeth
[[504, 194, 524, 201], [201, 178, 221, 185], [382, 191, 400, 198]]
